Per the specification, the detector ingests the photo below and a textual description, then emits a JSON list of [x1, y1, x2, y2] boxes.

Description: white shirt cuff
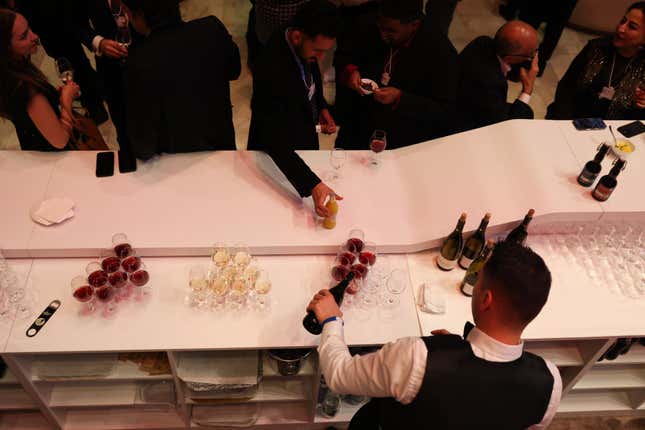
[[518, 92, 531, 104], [92, 35, 105, 56]]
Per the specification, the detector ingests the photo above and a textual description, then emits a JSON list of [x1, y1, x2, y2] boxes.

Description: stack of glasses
[[526, 222, 645, 299], [0, 250, 33, 320], [187, 243, 272, 311]]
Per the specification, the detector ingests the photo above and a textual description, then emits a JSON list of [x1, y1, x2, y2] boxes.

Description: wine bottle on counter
[[303, 272, 355, 335], [577, 143, 610, 187], [460, 240, 495, 296], [459, 213, 491, 269], [506, 209, 535, 245], [592, 159, 626, 202], [437, 213, 467, 271]]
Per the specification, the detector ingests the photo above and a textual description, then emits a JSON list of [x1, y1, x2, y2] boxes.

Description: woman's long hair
[[0, 8, 55, 120]]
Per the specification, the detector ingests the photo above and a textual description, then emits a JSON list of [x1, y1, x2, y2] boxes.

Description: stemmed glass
[[386, 269, 408, 295], [369, 130, 387, 168], [252, 269, 272, 309], [115, 26, 132, 50], [328, 148, 346, 182], [71, 275, 96, 313], [188, 265, 209, 308], [212, 243, 231, 269], [55, 57, 81, 98]]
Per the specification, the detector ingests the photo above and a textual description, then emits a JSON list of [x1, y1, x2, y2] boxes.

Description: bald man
[[456, 20, 539, 132]]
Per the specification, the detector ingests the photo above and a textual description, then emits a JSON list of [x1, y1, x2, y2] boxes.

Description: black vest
[[349, 333, 554, 430]]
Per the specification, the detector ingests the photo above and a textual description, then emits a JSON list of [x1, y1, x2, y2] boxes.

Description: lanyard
[[607, 52, 635, 88], [285, 29, 315, 101]]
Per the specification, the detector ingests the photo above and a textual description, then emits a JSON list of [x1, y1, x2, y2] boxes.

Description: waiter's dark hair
[[628, 2, 645, 14], [481, 240, 552, 327], [121, 0, 181, 29], [290, 0, 339, 39], [379, 0, 423, 23]]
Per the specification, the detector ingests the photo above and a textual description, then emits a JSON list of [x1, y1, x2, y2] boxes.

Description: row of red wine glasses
[[71, 233, 150, 314]]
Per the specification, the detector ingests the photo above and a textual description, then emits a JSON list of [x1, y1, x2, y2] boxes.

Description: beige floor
[[0, 0, 597, 151]]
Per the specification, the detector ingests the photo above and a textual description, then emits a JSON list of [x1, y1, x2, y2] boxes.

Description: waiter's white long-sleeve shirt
[[318, 320, 562, 429]]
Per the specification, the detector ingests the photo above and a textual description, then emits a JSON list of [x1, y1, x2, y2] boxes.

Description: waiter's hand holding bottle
[[307, 290, 343, 324]]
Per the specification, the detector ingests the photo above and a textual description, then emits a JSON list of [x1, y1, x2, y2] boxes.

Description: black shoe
[[87, 103, 109, 125]]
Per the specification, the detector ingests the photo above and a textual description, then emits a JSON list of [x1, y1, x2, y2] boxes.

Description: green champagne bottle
[[437, 213, 467, 271], [506, 209, 535, 245], [460, 240, 495, 296], [459, 213, 491, 269]]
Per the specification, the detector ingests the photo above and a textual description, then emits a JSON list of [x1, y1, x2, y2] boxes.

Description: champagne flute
[[369, 130, 387, 168], [328, 148, 346, 182]]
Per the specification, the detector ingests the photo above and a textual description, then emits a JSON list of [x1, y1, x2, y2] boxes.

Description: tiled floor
[[0, 0, 597, 151]]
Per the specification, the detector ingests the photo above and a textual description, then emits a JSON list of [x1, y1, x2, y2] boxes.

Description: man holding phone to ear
[[457, 20, 539, 133]]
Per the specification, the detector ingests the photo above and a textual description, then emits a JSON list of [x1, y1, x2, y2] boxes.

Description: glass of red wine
[[112, 233, 133, 259], [369, 129, 387, 168], [71, 275, 96, 313], [121, 253, 142, 274], [346, 229, 365, 253], [108, 270, 129, 300], [100, 249, 121, 274], [351, 263, 369, 280], [130, 260, 151, 298], [346, 278, 363, 295], [358, 241, 377, 267], [86, 262, 108, 288], [95, 284, 117, 314]]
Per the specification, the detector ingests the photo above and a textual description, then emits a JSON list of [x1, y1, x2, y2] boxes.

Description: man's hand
[[519, 52, 539, 95], [319, 108, 337, 134], [307, 289, 343, 323], [312, 182, 343, 218], [431, 329, 453, 336], [635, 86, 645, 109], [348, 69, 363, 94], [373, 87, 402, 105], [99, 39, 128, 59]]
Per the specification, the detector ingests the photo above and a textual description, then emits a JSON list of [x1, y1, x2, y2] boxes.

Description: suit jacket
[[125, 17, 241, 159], [335, 18, 458, 149], [457, 36, 533, 132], [247, 30, 326, 198]]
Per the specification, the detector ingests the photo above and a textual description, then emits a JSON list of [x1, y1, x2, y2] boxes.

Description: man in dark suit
[[8, 0, 108, 124], [75, 0, 137, 153], [122, 0, 240, 159], [248, 0, 341, 218], [334, 0, 458, 149], [457, 20, 539, 132]]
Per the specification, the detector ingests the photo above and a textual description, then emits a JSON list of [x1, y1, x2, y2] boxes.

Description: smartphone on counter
[[95, 151, 115, 178], [617, 120, 645, 138], [118, 150, 137, 174], [572, 118, 607, 131]]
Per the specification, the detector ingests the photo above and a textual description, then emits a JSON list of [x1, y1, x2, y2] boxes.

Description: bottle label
[[460, 282, 474, 296], [592, 184, 613, 201], [437, 253, 457, 270], [459, 255, 474, 269], [577, 170, 597, 187]]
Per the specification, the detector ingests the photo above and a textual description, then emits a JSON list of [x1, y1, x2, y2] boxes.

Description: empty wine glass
[[379, 292, 400, 319], [55, 57, 81, 97], [386, 269, 408, 295], [369, 130, 387, 168], [328, 148, 346, 182], [71, 275, 96, 313]]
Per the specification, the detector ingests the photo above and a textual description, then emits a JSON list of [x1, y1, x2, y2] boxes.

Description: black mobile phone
[[572, 118, 607, 131], [617, 120, 645, 138], [96, 151, 115, 177], [118, 150, 137, 174]]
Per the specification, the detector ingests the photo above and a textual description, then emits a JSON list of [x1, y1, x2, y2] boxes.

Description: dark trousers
[[425, 0, 460, 36], [96, 58, 131, 152], [518, 0, 578, 67]]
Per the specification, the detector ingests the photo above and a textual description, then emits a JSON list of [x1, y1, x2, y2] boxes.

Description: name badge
[[599, 86, 615, 100]]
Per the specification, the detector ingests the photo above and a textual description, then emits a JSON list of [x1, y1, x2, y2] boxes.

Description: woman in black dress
[[547, 2, 645, 120], [0, 8, 80, 150]]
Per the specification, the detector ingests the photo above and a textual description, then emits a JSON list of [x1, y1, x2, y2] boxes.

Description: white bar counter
[[3, 120, 637, 259]]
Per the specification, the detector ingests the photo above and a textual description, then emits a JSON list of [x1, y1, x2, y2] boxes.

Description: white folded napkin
[[31, 197, 75, 226], [419, 282, 446, 314]]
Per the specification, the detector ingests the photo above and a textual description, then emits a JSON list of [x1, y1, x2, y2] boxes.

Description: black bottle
[[578, 143, 610, 187], [592, 159, 626, 202], [303, 272, 355, 335]]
